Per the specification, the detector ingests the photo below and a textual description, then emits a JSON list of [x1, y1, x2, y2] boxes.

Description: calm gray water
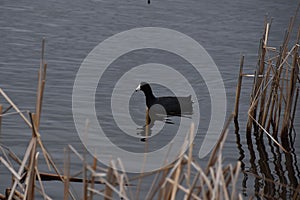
[[0, 0, 299, 199]]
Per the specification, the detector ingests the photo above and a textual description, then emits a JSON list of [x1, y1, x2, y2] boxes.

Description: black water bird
[[135, 82, 193, 116]]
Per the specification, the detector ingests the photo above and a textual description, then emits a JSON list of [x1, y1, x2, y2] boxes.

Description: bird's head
[[135, 82, 150, 92]]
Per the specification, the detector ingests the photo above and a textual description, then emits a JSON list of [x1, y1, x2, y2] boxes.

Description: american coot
[[135, 82, 193, 116]]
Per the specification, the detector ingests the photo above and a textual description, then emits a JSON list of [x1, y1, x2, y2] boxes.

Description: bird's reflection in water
[[137, 106, 193, 142]]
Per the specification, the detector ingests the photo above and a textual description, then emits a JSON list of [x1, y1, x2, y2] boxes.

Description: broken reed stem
[[234, 55, 244, 123], [35, 38, 47, 129]]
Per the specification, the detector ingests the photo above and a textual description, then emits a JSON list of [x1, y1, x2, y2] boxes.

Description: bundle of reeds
[[234, 9, 300, 141]]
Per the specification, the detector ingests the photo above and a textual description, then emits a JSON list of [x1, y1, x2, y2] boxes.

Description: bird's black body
[[135, 82, 193, 116]]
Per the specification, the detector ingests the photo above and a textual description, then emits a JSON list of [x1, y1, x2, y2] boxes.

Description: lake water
[[0, 0, 299, 199]]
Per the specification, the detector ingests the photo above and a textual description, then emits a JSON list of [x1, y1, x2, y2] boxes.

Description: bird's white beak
[[135, 84, 141, 92]]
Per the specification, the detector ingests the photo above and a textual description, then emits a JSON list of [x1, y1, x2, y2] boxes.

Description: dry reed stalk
[[185, 171, 200, 199], [260, 61, 272, 130], [146, 163, 169, 199], [290, 87, 299, 132], [34, 171, 105, 184], [292, 183, 300, 199], [230, 161, 241, 200], [99, 171, 129, 200], [104, 166, 115, 200], [83, 164, 88, 200], [216, 156, 229, 200], [34, 156, 49, 200], [268, 47, 285, 130], [88, 156, 97, 200], [0, 88, 31, 127], [24, 113, 39, 200], [266, 91, 276, 132], [35, 38, 46, 129], [109, 161, 122, 196], [23, 139, 37, 200], [64, 147, 70, 200], [234, 55, 244, 123], [154, 168, 169, 200], [248, 112, 288, 152], [246, 72, 257, 134], [86, 188, 112, 199], [167, 177, 201, 200], [281, 44, 299, 137], [169, 157, 182, 200], [68, 145, 106, 177], [160, 157, 183, 198], [82, 120, 89, 200], [6, 189, 24, 200], [116, 158, 134, 199], [186, 123, 195, 186], [206, 114, 233, 173], [0, 104, 2, 133], [146, 143, 174, 199], [0, 157, 21, 181], [0, 146, 15, 170], [274, 64, 286, 135]]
